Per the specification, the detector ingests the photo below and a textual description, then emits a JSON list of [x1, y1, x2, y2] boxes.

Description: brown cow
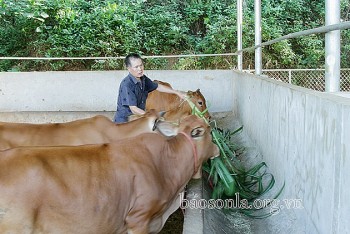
[[0, 109, 177, 230], [146, 80, 210, 121], [0, 110, 160, 151], [0, 115, 219, 234]]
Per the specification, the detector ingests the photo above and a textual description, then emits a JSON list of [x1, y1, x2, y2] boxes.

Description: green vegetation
[[0, 0, 349, 71], [206, 126, 285, 218], [187, 97, 284, 218]]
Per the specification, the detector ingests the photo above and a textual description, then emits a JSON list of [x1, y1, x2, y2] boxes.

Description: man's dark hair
[[125, 53, 142, 67]]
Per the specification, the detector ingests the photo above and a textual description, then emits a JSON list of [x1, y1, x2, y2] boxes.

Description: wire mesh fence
[[257, 69, 350, 92]]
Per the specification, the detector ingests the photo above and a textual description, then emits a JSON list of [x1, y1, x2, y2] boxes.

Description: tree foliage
[[0, 0, 349, 71]]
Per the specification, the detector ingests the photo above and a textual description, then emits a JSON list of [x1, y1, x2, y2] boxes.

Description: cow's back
[[0, 115, 114, 150], [0, 111, 162, 151]]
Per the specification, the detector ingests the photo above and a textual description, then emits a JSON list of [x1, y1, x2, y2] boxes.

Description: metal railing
[[255, 68, 350, 92], [237, 20, 350, 92]]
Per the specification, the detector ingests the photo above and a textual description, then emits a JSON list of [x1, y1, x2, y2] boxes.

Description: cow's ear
[[196, 88, 200, 92], [156, 121, 178, 137], [191, 127, 205, 138]]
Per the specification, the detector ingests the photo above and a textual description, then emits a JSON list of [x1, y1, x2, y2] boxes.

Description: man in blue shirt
[[114, 53, 185, 123]]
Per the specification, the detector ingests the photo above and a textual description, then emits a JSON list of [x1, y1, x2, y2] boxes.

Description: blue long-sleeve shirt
[[114, 74, 158, 123]]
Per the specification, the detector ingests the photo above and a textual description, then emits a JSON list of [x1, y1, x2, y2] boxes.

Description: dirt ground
[[159, 208, 184, 234]]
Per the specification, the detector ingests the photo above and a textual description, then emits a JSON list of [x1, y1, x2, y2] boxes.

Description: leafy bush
[[0, 0, 349, 71]]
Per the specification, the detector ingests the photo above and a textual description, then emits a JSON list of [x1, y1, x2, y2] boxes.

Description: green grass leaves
[[187, 98, 284, 218]]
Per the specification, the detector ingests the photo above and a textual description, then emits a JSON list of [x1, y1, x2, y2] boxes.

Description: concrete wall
[[0, 70, 233, 123], [0, 70, 233, 114], [231, 71, 350, 234], [1, 70, 350, 233]]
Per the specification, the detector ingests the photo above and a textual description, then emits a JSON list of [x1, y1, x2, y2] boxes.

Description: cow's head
[[128, 109, 165, 131], [156, 115, 219, 178], [186, 89, 211, 120]]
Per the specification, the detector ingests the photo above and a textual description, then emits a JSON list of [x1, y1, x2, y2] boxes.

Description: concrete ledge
[[182, 179, 204, 234], [0, 111, 114, 123], [332, 91, 350, 98]]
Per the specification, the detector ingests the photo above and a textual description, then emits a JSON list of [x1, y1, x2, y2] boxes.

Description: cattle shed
[[0, 70, 349, 234]]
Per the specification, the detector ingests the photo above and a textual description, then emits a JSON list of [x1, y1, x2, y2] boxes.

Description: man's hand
[[129, 106, 146, 115], [157, 84, 187, 100]]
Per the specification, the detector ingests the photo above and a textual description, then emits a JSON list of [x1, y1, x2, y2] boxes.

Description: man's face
[[127, 58, 144, 79]]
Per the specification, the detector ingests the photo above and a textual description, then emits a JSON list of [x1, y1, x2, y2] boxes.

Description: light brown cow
[[146, 80, 211, 121], [0, 110, 160, 151], [0, 115, 219, 234], [0, 109, 178, 230]]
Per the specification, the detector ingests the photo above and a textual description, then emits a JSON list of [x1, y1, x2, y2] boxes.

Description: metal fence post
[[325, 0, 341, 92], [254, 0, 262, 75], [289, 70, 292, 84], [237, 0, 243, 71]]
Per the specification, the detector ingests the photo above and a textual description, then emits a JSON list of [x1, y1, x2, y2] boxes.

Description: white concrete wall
[[0, 70, 233, 113], [231, 71, 350, 234], [0, 71, 119, 112]]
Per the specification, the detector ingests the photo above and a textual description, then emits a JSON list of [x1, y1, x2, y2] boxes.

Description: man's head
[[125, 53, 144, 79]]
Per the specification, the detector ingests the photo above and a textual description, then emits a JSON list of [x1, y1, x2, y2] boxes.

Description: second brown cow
[[146, 80, 210, 121], [0, 110, 160, 151]]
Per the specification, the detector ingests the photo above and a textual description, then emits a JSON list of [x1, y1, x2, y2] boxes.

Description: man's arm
[[129, 106, 146, 115], [156, 84, 187, 99]]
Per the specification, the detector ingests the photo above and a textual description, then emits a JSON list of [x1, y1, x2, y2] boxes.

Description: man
[[114, 53, 185, 123]]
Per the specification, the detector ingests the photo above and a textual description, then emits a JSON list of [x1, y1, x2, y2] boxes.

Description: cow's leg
[[126, 199, 164, 234], [148, 191, 184, 232], [126, 212, 150, 234], [126, 224, 149, 234], [192, 165, 203, 179], [0, 208, 34, 234]]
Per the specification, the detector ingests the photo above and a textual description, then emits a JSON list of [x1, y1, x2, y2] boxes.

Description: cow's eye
[[198, 101, 203, 106]]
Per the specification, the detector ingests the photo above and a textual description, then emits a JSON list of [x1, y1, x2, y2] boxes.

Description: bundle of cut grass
[[186, 98, 284, 218]]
